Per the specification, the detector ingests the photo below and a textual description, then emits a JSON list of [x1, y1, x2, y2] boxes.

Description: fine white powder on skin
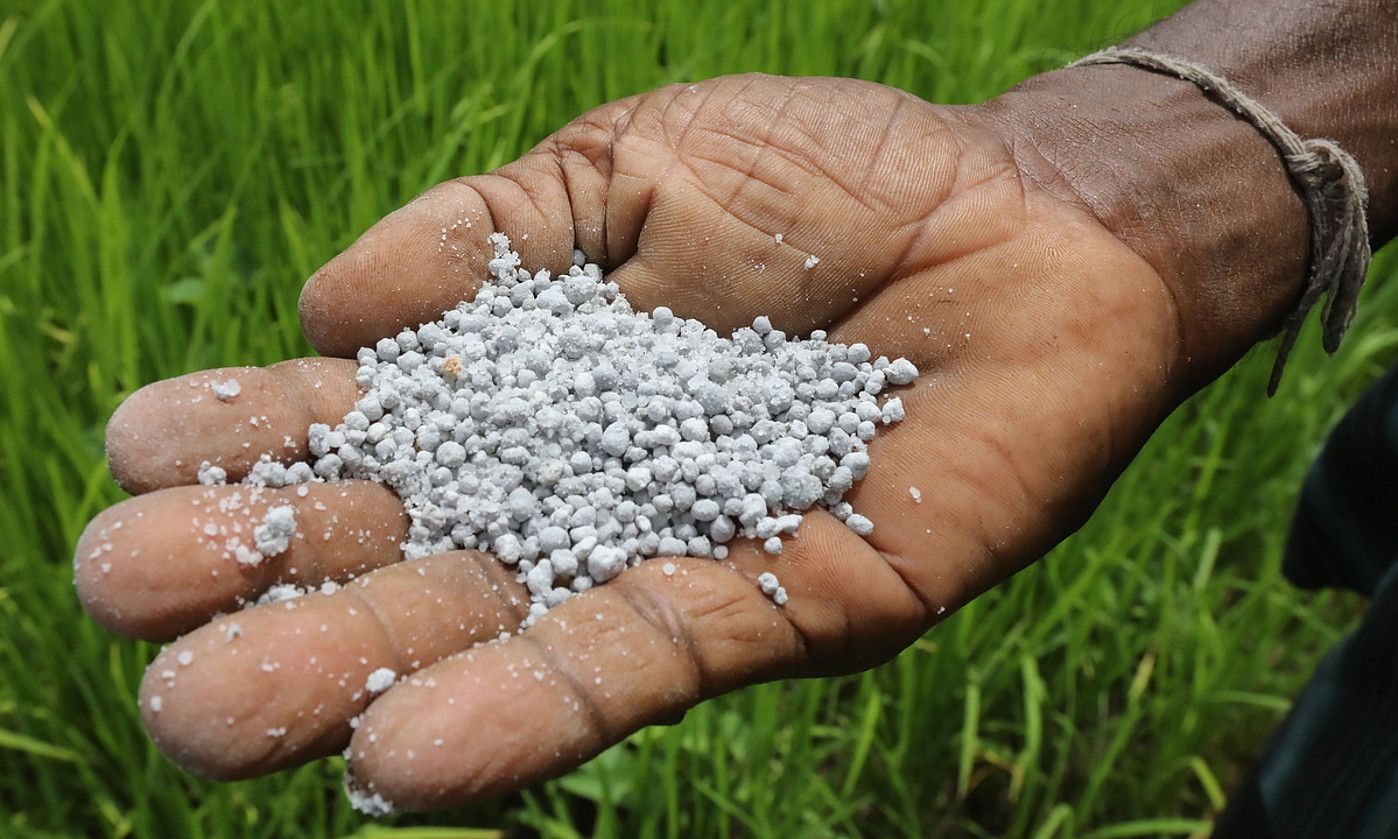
[[295, 234, 916, 623], [345, 777, 394, 817], [192, 465, 308, 570]]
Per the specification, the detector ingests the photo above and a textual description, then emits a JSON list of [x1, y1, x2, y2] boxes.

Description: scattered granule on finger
[[344, 774, 394, 817], [196, 461, 227, 485], [210, 379, 241, 401], [253, 505, 296, 558], [756, 571, 788, 606], [364, 667, 397, 694]]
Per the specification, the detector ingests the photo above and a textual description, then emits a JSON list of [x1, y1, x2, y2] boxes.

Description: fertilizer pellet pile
[[236, 234, 916, 620]]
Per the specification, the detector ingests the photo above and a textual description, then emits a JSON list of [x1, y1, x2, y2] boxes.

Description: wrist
[[969, 63, 1310, 386]]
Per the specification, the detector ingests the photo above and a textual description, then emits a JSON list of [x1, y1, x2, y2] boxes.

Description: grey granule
[[253, 504, 297, 558], [197, 461, 227, 486], [756, 571, 788, 606], [211, 379, 241, 401], [364, 666, 398, 694], [297, 233, 917, 621]]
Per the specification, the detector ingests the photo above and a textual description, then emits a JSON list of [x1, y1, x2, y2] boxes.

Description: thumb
[[297, 95, 647, 358]]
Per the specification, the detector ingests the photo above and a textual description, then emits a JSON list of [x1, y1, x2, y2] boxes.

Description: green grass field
[[2, 0, 1396, 836]]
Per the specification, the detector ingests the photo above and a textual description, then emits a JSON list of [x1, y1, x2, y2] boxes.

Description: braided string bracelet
[[1070, 45, 1372, 394]]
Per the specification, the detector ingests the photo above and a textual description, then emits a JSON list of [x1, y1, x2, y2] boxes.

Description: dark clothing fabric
[[1215, 363, 1398, 838], [1283, 363, 1398, 596]]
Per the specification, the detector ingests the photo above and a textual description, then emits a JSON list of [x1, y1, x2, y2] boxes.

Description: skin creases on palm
[[75, 74, 1179, 810]]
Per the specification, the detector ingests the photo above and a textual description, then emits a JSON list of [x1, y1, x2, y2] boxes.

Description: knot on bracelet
[[1069, 45, 1372, 395]]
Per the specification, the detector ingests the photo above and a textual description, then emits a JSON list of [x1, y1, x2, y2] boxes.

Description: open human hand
[[75, 71, 1305, 810]]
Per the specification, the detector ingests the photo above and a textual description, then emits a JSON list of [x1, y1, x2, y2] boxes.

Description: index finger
[[105, 357, 356, 494], [296, 98, 635, 358]]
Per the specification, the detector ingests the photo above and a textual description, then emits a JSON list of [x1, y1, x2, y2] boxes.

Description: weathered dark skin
[[75, 0, 1397, 812]]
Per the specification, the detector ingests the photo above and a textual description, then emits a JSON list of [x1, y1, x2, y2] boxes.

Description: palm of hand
[[77, 74, 1177, 809]]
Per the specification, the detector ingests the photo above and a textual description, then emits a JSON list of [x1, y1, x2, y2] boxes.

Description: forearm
[[975, 0, 1397, 387], [1133, 0, 1398, 235]]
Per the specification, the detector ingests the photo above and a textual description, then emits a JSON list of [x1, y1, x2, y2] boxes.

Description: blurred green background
[[2, 0, 1395, 836]]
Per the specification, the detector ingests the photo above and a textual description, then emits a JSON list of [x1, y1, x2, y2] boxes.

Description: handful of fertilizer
[[240, 234, 916, 621]]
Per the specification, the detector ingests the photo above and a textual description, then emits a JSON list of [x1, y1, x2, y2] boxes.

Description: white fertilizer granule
[[211, 379, 241, 401], [756, 571, 788, 606], [256, 583, 306, 605], [196, 461, 227, 485], [364, 667, 397, 694], [293, 233, 917, 622], [253, 505, 296, 558]]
